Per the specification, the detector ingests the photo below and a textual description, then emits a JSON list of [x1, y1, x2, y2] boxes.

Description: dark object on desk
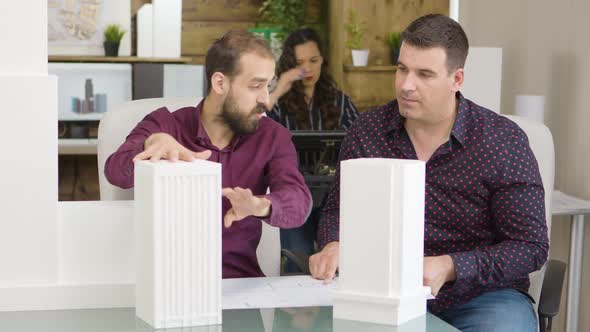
[[291, 130, 346, 208], [282, 131, 346, 275], [291, 130, 346, 175]]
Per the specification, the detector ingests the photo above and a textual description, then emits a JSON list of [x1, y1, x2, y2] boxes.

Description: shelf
[[58, 138, 98, 155], [59, 113, 104, 122], [49, 56, 193, 64], [344, 65, 398, 72]]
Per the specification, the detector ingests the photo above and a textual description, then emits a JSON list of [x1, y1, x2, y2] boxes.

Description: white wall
[[461, 2, 590, 331]]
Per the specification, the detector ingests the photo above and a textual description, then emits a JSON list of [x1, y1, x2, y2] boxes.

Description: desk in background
[[552, 190, 590, 332]]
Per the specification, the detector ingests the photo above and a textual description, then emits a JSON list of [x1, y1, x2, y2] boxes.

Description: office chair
[[97, 97, 281, 277], [505, 115, 566, 332]]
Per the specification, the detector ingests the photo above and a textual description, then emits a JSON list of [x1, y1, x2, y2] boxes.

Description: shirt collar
[[193, 98, 243, 151], [388, 91, 470, 148]]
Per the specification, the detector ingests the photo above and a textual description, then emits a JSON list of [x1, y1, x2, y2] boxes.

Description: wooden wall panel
[[340, 0, 449, 66], [182, 0, 321, 22], [182, 21, 256, 56], [131, 0, 322, 60], [343, 67, 397, 111], [331, 0, 449, 111], [183, 0, 264, 22], [59, 156, 100, 201]]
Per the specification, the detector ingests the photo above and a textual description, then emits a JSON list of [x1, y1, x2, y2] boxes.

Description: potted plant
[[103, 24, 126, 57], [257, 0, 307, 58], [345, 10, 368, 66], [258, 0, 306, 38], [386, 31, 402, 65]]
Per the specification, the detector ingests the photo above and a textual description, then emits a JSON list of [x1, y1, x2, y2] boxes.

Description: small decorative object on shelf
[[103, 24, 126, 57], [386, 31, 402, 65], [345, 10, 369, 66]]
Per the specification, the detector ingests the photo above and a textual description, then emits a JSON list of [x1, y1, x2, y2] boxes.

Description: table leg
[[566, 215, 584, 332]]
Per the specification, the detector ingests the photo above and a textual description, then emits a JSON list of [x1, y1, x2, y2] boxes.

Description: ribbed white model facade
[[134, 160, 222, 329], [333, 158, 430, 326]]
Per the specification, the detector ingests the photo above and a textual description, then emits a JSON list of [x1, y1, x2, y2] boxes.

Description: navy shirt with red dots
[[317, 92, 549, 313]]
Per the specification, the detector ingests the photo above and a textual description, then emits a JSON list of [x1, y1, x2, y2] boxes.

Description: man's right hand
[[133, 133, 211, 162], [266, 68, 304, 110], [309, 241, 339, 281]]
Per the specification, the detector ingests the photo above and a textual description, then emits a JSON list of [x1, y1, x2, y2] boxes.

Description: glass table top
[[0, 306, 458, 332]]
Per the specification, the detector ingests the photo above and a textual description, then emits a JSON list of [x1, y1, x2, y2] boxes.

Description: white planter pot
[[351, 49, 369, 66]]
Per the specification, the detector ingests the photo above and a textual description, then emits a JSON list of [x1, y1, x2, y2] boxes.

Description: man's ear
[[210, 72, 228, 95], [451, 68, 464, 92]]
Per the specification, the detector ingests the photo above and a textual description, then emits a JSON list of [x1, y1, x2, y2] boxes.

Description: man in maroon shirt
[[310, 15, 546, 331], [105, 30, 312, 278]]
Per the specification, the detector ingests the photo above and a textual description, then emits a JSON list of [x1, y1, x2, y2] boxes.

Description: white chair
[[97, 97, 281, 277], [504, 115, 566, 332]]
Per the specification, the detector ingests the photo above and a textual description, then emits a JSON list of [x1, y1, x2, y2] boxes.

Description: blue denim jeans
[[434, 288, 537, 332], [280, 207, 320, 273]]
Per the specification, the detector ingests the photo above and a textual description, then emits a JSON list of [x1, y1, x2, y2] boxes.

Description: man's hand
[[222, 187, 271, 228], [133, 133, 211, 162], [309, 241, 339, 281], [423, 255, 457, 296]]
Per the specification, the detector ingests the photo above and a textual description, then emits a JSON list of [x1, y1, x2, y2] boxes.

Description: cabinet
[[50, 56, 193, 200]]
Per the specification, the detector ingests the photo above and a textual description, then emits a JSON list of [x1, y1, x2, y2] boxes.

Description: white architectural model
[[135, 160, 222, 329], [333, 158, 430, 326]]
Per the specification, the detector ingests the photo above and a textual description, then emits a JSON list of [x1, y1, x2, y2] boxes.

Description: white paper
[[221, 276, 436, 310], [222, 276, 336, 309]]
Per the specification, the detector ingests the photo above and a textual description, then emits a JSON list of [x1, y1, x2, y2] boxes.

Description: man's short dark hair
[[204, 30, 273, 94], [401, 14, 469, 72]]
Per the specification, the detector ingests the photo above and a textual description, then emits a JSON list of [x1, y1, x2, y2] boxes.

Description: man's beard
[[220, 90, 266, 135]]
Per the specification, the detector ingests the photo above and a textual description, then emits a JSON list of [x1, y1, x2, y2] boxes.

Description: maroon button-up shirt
[[105, 100, 312, 278], [317, 92, 548, 313]]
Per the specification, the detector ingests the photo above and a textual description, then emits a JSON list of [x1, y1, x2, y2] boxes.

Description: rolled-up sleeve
[[104, 109, 168, 189]]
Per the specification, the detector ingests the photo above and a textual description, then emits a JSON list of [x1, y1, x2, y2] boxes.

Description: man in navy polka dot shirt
[[310, 14, 548, 332]]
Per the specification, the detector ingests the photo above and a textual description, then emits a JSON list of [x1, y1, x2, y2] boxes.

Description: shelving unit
[[58, 138, 98, 155], [50, 56, 195, 154], [49, 56, 192, 64], [328, 0, 448, 111], [343, 65, 397, 72]]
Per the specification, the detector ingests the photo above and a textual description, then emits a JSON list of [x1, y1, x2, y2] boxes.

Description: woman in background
[[266, 28, 358, 130], [266, 28, 359, 273]]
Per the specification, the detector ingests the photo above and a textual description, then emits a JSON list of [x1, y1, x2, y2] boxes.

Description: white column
[[0, 0, 58, 286], [450, 0, 460, 22], [152, 0, 182, 58], [137, 4, 154, 58], [135, 160, 222, 329], [333, 158, 429, 326]]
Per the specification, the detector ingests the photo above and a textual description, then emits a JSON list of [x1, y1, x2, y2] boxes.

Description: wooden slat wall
[[59, 155, 100, 201], [132, 0, 322, 64], [329, 0, 449, 111]]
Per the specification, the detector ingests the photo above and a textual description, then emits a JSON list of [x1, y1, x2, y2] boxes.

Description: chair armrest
[[281, 249, 310, 275], [538, 259, 567, 318]]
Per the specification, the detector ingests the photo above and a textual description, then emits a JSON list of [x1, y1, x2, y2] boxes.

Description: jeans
[[280, 207, 321, 273], [435, 288, 537, 332]]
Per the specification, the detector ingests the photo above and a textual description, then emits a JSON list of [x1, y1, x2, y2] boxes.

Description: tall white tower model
[[134, 160, 222, 329], [0, 0, 58, 291], [333, 158, 430, 325]]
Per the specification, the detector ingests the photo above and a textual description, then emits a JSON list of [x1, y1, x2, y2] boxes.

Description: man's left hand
[[222, 187, 271, 228], [423, 255, 457, 296]]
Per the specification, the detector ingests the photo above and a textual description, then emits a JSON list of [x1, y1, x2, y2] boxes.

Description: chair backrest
[[97, 97, 281, 277], [504, 115, 555, 307]]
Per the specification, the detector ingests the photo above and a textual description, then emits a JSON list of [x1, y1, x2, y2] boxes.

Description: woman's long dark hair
[[277, 28, 340, 130]]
